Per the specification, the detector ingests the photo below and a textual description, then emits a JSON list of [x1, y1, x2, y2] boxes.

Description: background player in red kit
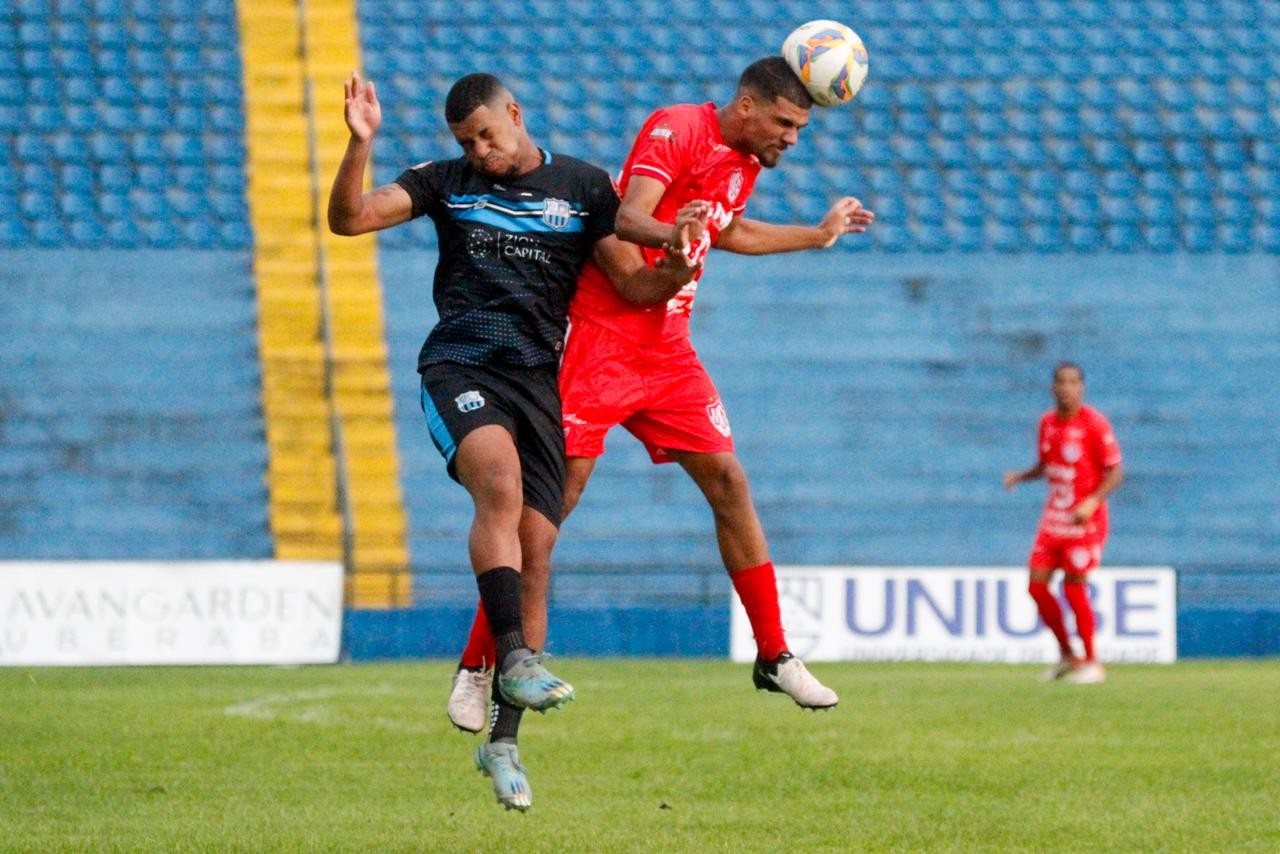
[[448, 57, 875, 729], [1004, 363, 1124, 684]]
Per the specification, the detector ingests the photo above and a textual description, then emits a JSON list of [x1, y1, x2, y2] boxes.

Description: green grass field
[[2, 660, 1277, 852]]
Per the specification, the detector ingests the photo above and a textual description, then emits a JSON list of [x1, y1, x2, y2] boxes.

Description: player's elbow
[[614, 205, 648, 246], [327, 208, 362, 236]]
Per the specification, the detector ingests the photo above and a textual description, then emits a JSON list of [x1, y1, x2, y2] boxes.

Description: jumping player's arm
[[715, 196, 876, 255], [591, 211, 704, 306], [328, 71, 415, 236], [614, 176, 707, 249]]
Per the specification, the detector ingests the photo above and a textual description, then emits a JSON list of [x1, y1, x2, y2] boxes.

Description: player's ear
[[507, 101, 523, 127]]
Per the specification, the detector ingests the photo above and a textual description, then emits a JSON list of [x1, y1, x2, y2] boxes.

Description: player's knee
[[469, 467, 523, 514], [701, 459, 752, 511]]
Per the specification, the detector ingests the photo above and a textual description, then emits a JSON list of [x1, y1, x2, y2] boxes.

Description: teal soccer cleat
[[476, 742, 532, 811], [497, 653, 575, 712]]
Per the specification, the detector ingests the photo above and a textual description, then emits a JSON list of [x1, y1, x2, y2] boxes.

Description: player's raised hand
[[344, 71, 381, 142], [817, 197, 876, 247], [671, 200, 710, 247], [1003, 470, 1022, 491], [655, 221, 702, 283]]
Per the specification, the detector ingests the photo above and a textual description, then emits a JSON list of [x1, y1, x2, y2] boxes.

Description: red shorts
[[559, 318, 734, 463], [1029, 532, 1105, 573]]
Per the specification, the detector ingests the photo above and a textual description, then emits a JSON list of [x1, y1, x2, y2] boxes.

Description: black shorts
[[419, 361, 565, 526]]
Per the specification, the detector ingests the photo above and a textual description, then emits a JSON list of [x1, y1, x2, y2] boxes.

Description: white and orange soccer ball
[[782, 20, 869, 107]]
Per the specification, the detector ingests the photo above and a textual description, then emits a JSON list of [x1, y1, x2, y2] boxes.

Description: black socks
[[476, 566, 532, 672]]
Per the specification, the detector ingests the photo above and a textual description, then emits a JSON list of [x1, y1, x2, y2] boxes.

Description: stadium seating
[[0, 249, 271, 559], [1, 0, 1277, 613]]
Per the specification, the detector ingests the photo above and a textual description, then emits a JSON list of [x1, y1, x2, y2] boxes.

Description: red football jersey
[[571, 102, 761, 345], [1036, 404, 1123, 540]]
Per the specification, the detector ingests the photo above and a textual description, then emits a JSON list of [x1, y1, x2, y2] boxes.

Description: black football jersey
[[396, 150, 619, 371]]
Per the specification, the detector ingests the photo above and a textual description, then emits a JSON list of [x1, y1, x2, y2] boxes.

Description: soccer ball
[[781, 20, 869, 107]]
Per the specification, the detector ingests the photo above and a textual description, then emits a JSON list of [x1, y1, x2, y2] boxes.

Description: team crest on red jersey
[[727, 168, 744, 204], [706, 399, 731, 437]]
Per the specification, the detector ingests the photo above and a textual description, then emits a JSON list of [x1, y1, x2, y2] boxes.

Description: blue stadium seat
[[1210, 142, 1246, 170], [971, 139, 1007, 168], [1217, 196, 1253, 226], [1218, 224, 1251, 252], [1181, 223, 1216, 252], [1044, 110, 1081, 137], [1052, 139, 1088, 169], [1105, 223, 1141, 251], [1139, 196, 1177, 226], [1259, 223, 1280, 252], [991, 197, 1023, 225], [1080, 110, 1121, 138], [1172, 140, 1208, 168], [1217, 171, 1251, 199], [974, 112, 1007, 137], [1067, 225, 1103, 251], [0, 217, 25, 245], [989, 222, 1024, 251], [1133, 141, 1170, 169], [1009, 138, 1047, 168], [945, 170, 982, 196], [1178, 170, 1214, 196], [1127, 113, 1163, 140], [1102, 197, 1140, 225], [907, 169, 943, 196], [1143, 224, 1179, 251]]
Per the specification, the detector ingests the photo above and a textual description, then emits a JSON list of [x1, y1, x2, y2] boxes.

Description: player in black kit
[[328, 71, 701, 811]]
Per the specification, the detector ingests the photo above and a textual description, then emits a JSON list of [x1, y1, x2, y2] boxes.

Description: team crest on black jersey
[[455, 390, 485, 412], [542, 198, 572, 230]]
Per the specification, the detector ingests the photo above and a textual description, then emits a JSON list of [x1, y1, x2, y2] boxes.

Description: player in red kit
[[1004, 363, 1124, 684], [447, 58, 875, 729]]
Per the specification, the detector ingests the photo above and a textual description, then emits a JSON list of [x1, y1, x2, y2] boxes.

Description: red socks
[[459, 601, 498, 670], [464, 560, 795, 665], [1029, 581, 1073, 657], [1063, 582, 1096, 661], [730, 561, 788, 661]]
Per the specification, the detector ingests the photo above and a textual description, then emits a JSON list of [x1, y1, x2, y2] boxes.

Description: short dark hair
[[736, 57, 813, 109], [1054, 362, 1084, 381], [445, 73, 508, 123]]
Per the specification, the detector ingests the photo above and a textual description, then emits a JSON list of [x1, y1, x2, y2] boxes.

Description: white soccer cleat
[[447, 667, 493, 734], [1040, 656, 1080, 682], [752, 652, 839, 710], [1065, 661, 1106, 684]]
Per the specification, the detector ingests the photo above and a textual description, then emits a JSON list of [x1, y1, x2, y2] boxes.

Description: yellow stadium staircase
[[237, 0, 410, 607]]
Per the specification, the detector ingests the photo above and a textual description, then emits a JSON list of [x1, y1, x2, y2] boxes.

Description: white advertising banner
[[0, 561, 344, 666], [731, 566, 1177, 664]]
